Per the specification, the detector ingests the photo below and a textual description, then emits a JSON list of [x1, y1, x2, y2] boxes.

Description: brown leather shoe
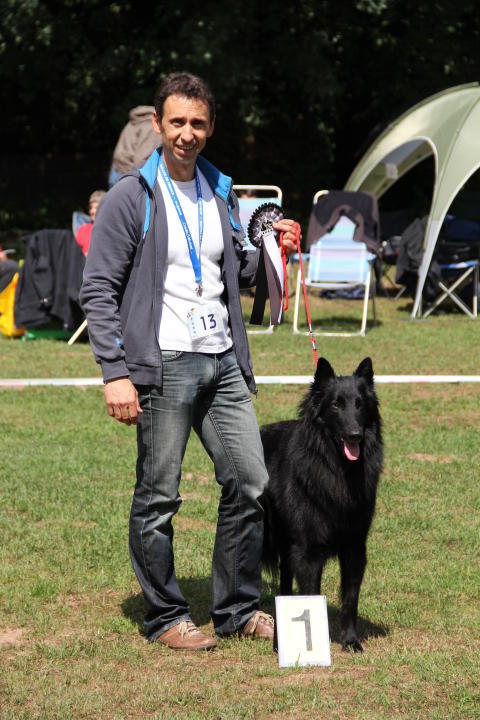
[[242, 611, 274, 640], [157, 621, 217, 651]]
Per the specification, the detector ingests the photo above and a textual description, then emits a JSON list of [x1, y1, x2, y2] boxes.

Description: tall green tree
[[1, 0, 480, 229]]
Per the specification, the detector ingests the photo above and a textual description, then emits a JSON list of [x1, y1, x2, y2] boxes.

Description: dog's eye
[[331, 400, 339, 410]]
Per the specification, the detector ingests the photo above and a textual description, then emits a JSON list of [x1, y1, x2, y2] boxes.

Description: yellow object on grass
[[0, 273, 25, 337]]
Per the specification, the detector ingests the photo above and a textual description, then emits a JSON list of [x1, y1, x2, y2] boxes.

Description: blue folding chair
[[293, 215, 377, 337]]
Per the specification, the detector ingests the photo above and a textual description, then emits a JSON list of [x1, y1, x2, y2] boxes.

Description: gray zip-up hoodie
[[80, 148, 260, 392]]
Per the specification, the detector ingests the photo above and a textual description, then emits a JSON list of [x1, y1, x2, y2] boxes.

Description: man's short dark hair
[[154, 73, 216, 122]]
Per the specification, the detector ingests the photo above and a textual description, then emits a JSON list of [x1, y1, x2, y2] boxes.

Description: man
[[80, 72, 298, 651]]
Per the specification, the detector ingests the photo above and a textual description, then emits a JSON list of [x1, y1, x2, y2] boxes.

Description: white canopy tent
[[344, 83, 480, 318]]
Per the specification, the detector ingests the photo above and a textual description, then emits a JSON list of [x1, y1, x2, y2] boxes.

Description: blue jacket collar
[[139, 147, 232, 202]]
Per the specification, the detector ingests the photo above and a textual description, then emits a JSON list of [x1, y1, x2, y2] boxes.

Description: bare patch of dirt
[[173, 515, 216, 531], [180, 492, 200, 501], [407, 452, 457, 464], [390, 626, 480, 658], [34, 518, 98, 528], [39, 627, 81, 648], [406, 385, 471, 402], [0, 628, 24, 646], [389, 384, 480, 430], [183, 472, 211, 486]]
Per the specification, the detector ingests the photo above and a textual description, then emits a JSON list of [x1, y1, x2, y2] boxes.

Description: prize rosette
[[246, 203, 285, 326], [247, 202, 284, 248]]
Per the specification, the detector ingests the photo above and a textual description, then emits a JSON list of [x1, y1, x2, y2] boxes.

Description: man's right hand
[[104, 377, 143, 425]]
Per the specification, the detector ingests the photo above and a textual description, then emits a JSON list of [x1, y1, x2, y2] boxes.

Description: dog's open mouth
[[343, 439, 360, 461]]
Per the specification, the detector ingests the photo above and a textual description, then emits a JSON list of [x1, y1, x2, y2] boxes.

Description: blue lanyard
[[159, 156, 204, 294]]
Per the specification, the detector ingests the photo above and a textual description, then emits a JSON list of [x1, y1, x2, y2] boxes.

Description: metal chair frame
[[421, 260, 479, 319]]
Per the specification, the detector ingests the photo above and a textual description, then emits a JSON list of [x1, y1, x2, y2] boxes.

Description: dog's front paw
[[341, 636, 363, 653]]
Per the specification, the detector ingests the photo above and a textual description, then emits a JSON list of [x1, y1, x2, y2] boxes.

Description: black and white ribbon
[[247, 203, 285, 326]]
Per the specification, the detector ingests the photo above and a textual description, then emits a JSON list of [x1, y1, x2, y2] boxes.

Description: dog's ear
[[314, 357, 335, 385], [354, 357, 374, 385]]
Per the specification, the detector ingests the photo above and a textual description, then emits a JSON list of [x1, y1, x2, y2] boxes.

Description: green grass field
[[1, 295, 479, 719]]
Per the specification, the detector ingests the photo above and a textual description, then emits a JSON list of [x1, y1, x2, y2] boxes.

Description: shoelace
[[177, 621, 202, 639], [248, 611, 274, 633]]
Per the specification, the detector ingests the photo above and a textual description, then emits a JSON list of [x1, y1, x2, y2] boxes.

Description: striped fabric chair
[[293, 216, 377, 337]]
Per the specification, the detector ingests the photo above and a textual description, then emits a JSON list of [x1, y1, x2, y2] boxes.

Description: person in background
[[74, 190, 105, 256], [108, 106, 161, 188]]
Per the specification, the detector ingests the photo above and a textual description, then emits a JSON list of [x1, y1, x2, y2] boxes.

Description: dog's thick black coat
[[261, 357, 383, 652]]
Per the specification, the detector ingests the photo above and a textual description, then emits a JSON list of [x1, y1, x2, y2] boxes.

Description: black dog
[[261, 357, 383, 652]]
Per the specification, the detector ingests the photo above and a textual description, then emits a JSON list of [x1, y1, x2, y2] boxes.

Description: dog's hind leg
[[339, 544, 367, 652], [279, 554, 293, 594]]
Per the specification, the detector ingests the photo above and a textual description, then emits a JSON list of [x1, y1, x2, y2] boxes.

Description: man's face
[[153, 94, 215, 179]]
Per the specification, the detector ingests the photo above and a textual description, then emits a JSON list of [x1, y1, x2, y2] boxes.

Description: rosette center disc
[[247, 202, 284, 248]]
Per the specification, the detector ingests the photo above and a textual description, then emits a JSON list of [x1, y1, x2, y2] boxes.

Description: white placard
[[275, 595, 331, 668]]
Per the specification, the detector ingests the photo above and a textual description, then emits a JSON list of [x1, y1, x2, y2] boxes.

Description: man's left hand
[[273, 219, 301, 257]]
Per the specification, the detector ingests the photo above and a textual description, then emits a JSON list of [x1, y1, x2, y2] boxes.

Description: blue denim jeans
[[129, 348, 269, 640]]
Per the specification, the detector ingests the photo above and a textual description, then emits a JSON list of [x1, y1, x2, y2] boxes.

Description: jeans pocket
[[161, 350, 184, 363]]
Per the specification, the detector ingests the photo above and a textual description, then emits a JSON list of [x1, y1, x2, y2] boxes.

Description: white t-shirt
[[157, 168, 233, 353]]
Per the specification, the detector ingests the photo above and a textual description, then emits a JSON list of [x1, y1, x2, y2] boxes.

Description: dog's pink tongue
[[344, 441, 360, 461]]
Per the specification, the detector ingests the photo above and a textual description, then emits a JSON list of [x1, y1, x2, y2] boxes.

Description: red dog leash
[[280, 224, 318, 367]]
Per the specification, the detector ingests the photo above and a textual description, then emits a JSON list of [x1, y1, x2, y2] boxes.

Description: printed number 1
[[200, 314, 217, 331], [292, 608, 312, 651]]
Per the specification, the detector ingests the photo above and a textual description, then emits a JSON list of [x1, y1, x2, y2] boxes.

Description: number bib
[[187, 304, 220, 340]]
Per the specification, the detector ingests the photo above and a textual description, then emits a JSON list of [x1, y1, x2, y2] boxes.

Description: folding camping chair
[[420, 259, 479, 319], [234, 184, 283, 334], [293, 200, 377, 337]]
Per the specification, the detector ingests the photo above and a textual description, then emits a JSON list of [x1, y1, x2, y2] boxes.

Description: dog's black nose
[[344, 431, 362, 443]]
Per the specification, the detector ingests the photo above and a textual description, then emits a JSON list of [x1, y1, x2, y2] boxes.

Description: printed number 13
[[292, 608, 312, 651], [200, 314, 217, 331]]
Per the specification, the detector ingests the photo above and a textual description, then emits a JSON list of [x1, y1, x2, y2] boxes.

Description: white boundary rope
[[1, 375, 480, 388]]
